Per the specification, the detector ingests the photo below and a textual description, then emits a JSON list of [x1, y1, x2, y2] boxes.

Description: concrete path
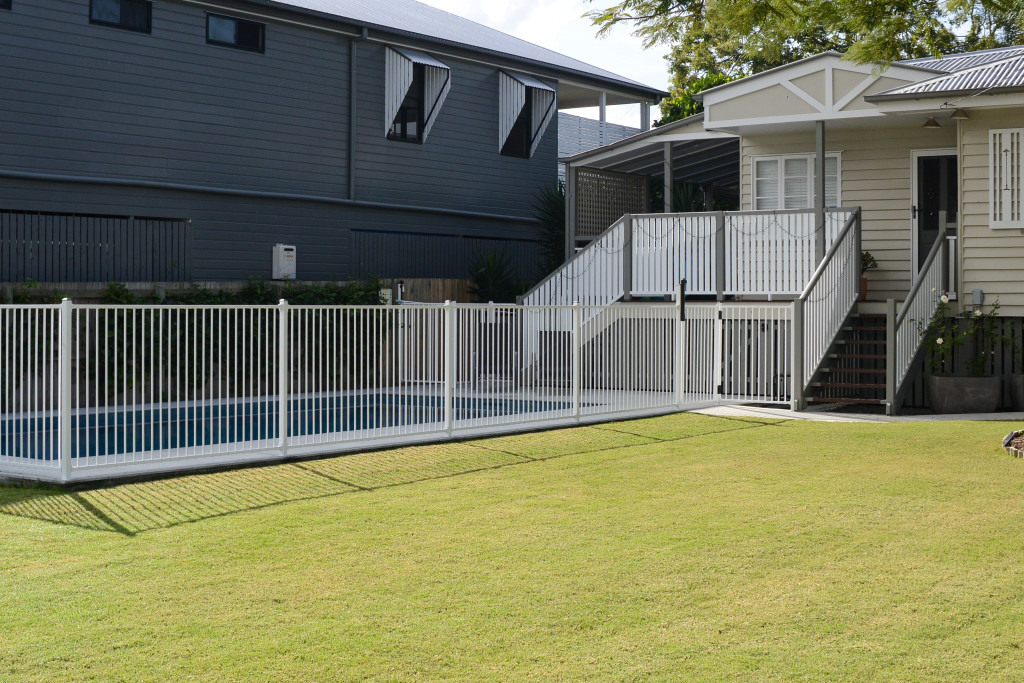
[[695, 404, 1024, 423]]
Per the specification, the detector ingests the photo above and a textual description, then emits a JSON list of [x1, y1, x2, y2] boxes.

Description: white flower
[[974, 309, 983, 317], [936, 337, 944, 345], [940, 295, 949, 304]]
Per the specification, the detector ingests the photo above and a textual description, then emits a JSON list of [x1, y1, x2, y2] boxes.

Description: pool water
[[1, 393, 574, 461]]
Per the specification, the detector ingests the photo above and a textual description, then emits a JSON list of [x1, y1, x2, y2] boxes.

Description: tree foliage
[[588, 0, 1024, 125]]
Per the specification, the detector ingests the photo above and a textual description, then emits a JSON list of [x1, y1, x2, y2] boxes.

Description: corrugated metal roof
[[870, 53, 1024, 99], [900, 45, 1024, 73], [255, 0, 663, 95]]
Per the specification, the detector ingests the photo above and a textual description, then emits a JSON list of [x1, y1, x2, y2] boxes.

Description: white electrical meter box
[[272, 244, 296, 280]]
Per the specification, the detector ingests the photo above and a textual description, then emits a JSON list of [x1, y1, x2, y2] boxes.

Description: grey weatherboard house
[[0, 0, 663, 284]]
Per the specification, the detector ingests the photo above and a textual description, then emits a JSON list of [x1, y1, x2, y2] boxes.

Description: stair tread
[[830, 353, 886, 359], [838, 339, 888, 345], [815, 382, 886, 389], [821, 368, 886, 374], [806, 397, 886, 405]]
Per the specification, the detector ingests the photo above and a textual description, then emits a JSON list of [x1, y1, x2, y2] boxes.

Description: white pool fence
[[1, 299, 795, 483]]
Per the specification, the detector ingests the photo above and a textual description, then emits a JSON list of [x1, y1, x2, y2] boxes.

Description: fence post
[[444, 300, 455, 436], [58, 298, 73, 482], [714, 302, 725, 403], [715, 211, 726, 302], [885, 298, 897, 416], [278, 299, 289, 454], [572, 301, 581, 422], [675, 281, 684, 409], [791, 298, 804, 411], [622, 214, 633, 301]]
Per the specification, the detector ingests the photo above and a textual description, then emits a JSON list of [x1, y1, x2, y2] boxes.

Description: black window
[[501, 104, 532, 159], [388, 64, 425, 143], [207, 14, 265, 53], [90, 0, 151, 33], [0, 1, 11, 11]]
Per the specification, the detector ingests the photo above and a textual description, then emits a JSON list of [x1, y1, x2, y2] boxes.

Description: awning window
[[499, 71, 555, 158], [385, 47, 451, 143]]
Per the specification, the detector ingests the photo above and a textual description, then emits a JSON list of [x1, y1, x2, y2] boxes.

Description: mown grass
[[2, 413, 1023, 681]]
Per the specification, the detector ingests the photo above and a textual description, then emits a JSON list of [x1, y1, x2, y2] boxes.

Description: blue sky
[[416, 0, 669, 127]]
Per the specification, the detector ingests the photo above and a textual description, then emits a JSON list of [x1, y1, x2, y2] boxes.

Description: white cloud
[[415, 0, 669, 127]]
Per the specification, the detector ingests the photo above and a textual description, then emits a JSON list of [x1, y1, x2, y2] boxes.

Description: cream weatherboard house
[[526, 45, 1024, 413]]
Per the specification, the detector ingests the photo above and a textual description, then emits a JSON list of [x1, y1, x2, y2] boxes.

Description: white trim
[[708, 109, 886, 130], [750, 152, 841, 210], [910, 148, 957, 280], [700, 53, 936, 107]]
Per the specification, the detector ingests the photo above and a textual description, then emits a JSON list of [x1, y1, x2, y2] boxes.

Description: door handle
[[911, 205, 917, 219]]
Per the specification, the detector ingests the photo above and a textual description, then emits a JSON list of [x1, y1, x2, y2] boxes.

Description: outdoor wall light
[[923, 116, 942, 129], [950, 108, 970, 120]]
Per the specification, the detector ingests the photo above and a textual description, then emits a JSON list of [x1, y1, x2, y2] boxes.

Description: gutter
[[0, 169, 538, 224]]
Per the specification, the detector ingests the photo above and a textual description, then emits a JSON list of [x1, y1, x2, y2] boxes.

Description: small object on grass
[[1003, 430, 1024, 458]]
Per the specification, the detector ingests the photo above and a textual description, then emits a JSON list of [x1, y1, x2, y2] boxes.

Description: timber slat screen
[[0, 211, 191, 283], [575, 168, 648, 238]]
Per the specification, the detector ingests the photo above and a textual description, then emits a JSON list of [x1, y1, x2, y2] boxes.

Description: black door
[[915, 155, 957, 271]]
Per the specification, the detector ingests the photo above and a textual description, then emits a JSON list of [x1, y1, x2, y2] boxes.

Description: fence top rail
[[797, 208, 860, 301], [0, 304, 62, 310], [895, 229, 946, 329]]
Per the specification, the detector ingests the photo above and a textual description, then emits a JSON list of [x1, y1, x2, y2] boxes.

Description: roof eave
[[239, 0, 667, 100], [865, 85, 1024, 103], [558, 113, 714, 164]]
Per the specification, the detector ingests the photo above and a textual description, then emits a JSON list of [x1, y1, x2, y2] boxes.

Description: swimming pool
[[1, 393, 576, 462]]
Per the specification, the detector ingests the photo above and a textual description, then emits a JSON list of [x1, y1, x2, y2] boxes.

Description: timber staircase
[[806, 313, 887, 406]]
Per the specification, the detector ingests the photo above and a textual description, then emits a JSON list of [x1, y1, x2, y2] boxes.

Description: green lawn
[[2, 413, 1024, 681]]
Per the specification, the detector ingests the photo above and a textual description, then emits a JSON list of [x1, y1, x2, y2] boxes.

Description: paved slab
[[694, 405, 1024, 424]]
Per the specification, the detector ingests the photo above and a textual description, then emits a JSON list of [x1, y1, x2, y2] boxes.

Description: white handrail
[[521, 216, 626, 307], [793, 209, 861, 398], [889, 233, 945, 406]]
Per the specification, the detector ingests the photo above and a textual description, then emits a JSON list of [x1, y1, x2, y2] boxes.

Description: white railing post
[[444, 300, 455, 436], [572, 301, 581, 421], [58, 298, 73, 482], [622, 214, 633, 301], [791, 297, 804, 411], [675, 281, 684, 409], [278, 299, 289, 453], [885, 298, 897, 416], [715, 211, 726, 302]]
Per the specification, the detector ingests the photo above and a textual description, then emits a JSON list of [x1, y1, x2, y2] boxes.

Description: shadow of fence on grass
[[0, 414, 782, 536]]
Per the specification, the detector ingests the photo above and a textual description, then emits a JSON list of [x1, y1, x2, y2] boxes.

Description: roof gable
[[699, 53, 931, 128], [254, 0, 663, 96]]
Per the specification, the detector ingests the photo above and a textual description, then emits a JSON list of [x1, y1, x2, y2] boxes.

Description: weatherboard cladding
[[0, 0, 549, 281], [0, 0, 350, 197], [262, 0, 657, 92], [354, 41, 558, 220]]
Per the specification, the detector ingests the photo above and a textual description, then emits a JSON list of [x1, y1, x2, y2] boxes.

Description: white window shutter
[[498, 72, 527, 151], [385, 48, 415, 135], [528, 86, 556, 158], [754, 159, 780, 210], [385, 47, 451, 142], [991, 128, 1023, 228]]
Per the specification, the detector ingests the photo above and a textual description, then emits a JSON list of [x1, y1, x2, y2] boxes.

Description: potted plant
[[860, 251, 878, 301], [919, 292, 1010, 413]]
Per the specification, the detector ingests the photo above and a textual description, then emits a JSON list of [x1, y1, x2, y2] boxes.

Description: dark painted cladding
[[0, 179, 540, 281], [352, 230, 541, 281], [0, 0, 556, 281], [0, 0, 350, 196], [354, 42, 558, 220]]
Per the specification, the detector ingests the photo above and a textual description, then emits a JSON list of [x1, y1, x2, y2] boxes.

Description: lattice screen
[[575, 168, 649, 237]]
